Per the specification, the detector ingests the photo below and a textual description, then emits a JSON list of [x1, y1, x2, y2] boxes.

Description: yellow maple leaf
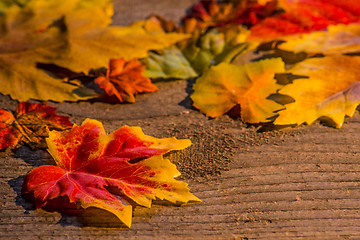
[[52, 15, 189, 73], [278, 24, 360, 55], [275, 55, 360, 128], [191, 58, 285, 123], [0, 0, 82, 102]]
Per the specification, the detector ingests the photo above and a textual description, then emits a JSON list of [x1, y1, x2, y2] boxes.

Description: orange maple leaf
[[22, 119, 200, 227], [94, 58, 158, 103]]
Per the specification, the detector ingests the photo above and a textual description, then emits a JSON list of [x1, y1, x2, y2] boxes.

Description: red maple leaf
[[0, 102, 72, 151], [21, 119, 200, 227], [95, 58, 159, 103], [248, 0, 360, 41]]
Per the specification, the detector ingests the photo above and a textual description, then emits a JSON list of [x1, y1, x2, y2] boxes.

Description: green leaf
[[144, 48, 197, 79], [144, 25, 253, 80]]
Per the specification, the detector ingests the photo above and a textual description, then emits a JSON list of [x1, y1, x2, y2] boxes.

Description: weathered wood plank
[[2, 1, 360, 239]]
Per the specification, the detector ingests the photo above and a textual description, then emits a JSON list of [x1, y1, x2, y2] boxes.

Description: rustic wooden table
[[1, 1, 360, 239]]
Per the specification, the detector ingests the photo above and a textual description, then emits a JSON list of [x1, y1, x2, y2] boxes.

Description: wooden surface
[[2, 80, 360, 239], [1, 1, 360, 239]]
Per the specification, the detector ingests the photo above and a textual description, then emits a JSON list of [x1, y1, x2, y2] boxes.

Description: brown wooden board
[[1, 1, 360, 239]]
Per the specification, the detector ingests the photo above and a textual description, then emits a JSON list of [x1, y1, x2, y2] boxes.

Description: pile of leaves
[[2, 0, 360, 229], [2, 0, 360, 128], [0, 0, 188, 102], [0, 0, 201, 228], [146, 0, 360, 129]]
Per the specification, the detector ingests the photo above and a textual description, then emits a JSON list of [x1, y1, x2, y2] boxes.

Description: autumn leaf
[[38, 58, 158, 103], [0, 0, 87, 102], [0, 0, 189, 102], [144, 47, 198, 80], [0, 102, 72, 151], [278, 23, 360, 55], [49, 13, 190, 74], [183, 0, 277, 30], [274, 55, 360, 128], [248, 0, 360, 41], [128, 16, 198, 79], [140, 14, 178, 34], [183, 0, 231, 28], [191, 58, 285, 123], [140, 6, 264, 80], [21, 119, 200, 227], [0, 0, 111, 102], [94, 58, 158, 103], [182, 25, 252, 74], [0, 0, 29, 11]]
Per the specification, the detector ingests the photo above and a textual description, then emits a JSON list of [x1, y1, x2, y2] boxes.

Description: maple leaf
[[0, 0, 86, 102], [0, 0, 189, 102], [191, 58, 285, 123], [95, 58, 158, 103], [274, 55, 360, 128], [21, 119, 200, 227], [49, 13, 190, 74], [248, 0, 360, 41], [0, 102, 72, 151], [278, 23, 360, 55]]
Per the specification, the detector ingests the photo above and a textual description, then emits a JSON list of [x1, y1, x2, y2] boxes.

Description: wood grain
[[1, 1, 360, 239], [2, 112, 360, 239]]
